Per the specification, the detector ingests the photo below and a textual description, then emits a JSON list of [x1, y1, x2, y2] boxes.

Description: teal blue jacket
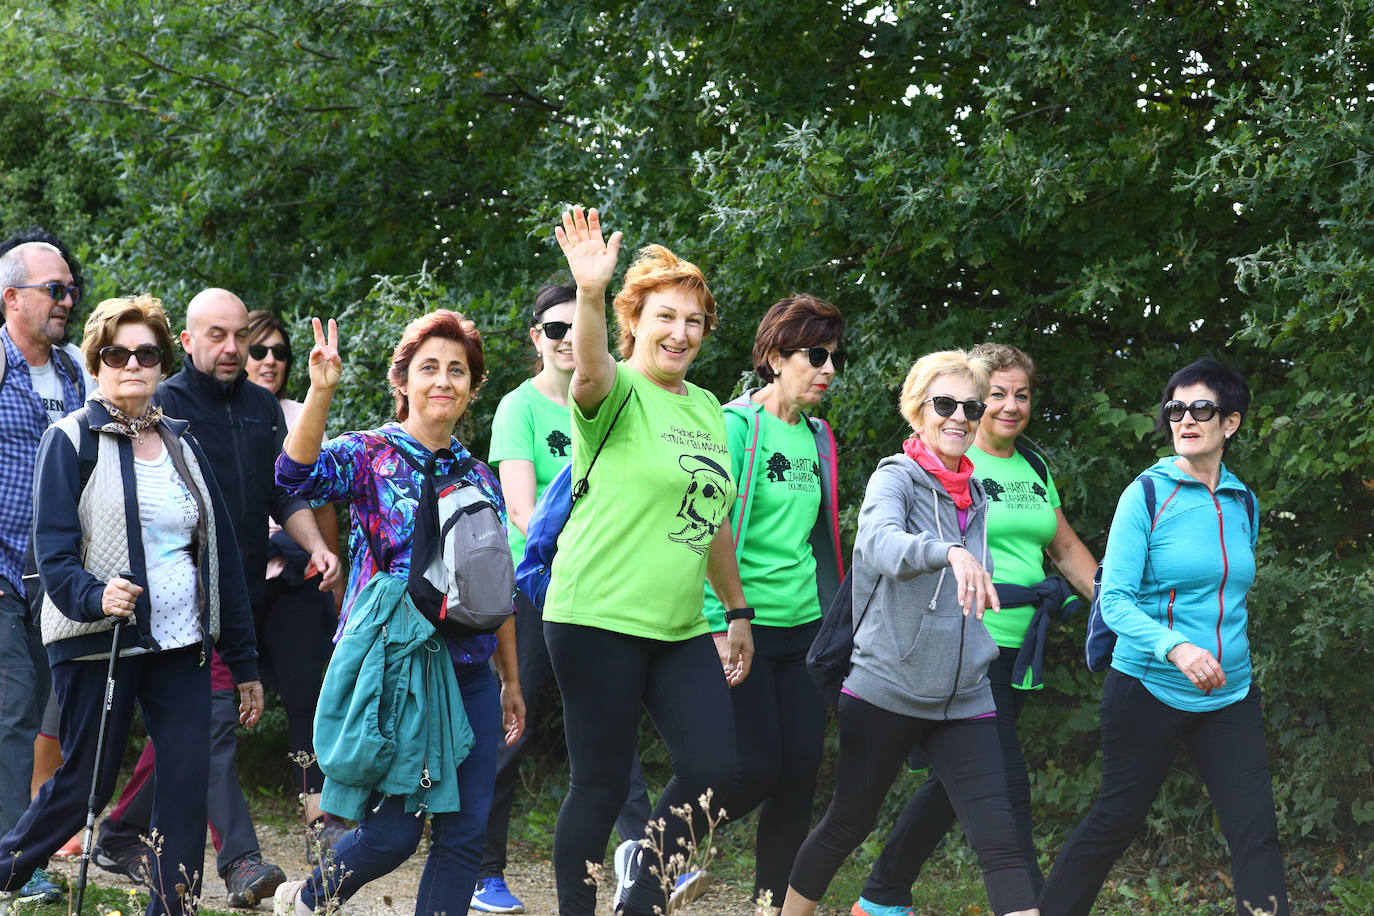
[[316, 573, 474, 820]]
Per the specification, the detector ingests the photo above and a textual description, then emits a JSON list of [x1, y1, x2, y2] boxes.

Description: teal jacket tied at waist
[[315, 573, 474, 820]]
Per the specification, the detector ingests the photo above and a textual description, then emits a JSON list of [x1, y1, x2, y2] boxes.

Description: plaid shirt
[[0, 328, 87, 597]]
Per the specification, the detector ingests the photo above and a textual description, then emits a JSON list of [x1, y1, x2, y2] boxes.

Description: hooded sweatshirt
[[1099, 456, 1257, 712], [844, 454, 998, 720]]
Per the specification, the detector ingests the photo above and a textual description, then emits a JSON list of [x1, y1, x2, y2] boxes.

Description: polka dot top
[[134, 447, 202, 651]]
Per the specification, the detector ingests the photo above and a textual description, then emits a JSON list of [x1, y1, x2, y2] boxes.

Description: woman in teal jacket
[[703, 294, 845, 910], [1040, 358, 1288, 916]]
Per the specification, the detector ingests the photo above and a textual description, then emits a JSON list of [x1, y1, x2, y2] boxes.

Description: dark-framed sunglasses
[[781, 346, 846, 372], [99, 345, 163, 370], [10, 282, 82, 305], [924, 396, 987, 421], [536, 320, 572, 340], [1163, 399, 1221, 422], [248, 343, 289, 361]]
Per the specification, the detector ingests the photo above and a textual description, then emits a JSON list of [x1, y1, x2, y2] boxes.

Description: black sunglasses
[[248, 343, 289, 361], [1163, 399, 1221, 422], [99, 345, 163, 370], [11, 282, 82, 305], [781, 346, 846, 372], [537, 320, 572, 340], [924, 396, 987, 421]]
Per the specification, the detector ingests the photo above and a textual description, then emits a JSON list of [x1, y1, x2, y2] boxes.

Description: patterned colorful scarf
[[903, 436, 974, 509]]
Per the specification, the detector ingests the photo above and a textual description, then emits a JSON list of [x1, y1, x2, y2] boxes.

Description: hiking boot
[[17, 870, 63, 905], [668, 871, 709, 911], [224, 853, 286, 908], [305, 815, 352, 865], [611, 839, 641, 913], [471, 876, 525, 913], [851, 898, 915, 916], [93, 839, 152, 886]]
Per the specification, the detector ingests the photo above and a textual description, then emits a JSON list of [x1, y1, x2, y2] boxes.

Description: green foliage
[[3, 0, 1372, 897]]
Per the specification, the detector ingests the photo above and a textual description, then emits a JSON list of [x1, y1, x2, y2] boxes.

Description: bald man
[[95, 288, 340, 908]]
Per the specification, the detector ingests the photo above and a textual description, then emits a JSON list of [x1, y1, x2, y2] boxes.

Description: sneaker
[[93, 839, 152, 886], [54, 832, 84, 858], [17, 870, 63, 905], [224, 853, 287, 908], [668, 870, 710, 911], [306, 815, 353, 865], [611, 839, 640, 912], [0, 890, 14, 916], [272, 879, 308, 916], [470, 876, 525, 913], [851, 898, 915, 916]]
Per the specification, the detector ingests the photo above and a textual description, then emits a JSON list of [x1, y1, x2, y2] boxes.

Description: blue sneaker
[[470, 877, 524, 914], [18, 870, 63, 906], [851, 897, 914, 916], [669, 870, 710, 910]]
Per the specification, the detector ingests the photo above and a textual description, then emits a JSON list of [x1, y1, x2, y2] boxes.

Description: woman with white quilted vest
[[0, 294, 261, 916]]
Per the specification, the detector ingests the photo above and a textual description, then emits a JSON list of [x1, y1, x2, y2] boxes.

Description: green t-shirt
[[969, 444, 1062, 648], [488, 378, 574, 561], [704, 407, 822, 631], [543, 363, 736, 641]]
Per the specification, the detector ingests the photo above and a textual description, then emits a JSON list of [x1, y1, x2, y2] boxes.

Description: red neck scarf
[[903, 436, 974, 509]]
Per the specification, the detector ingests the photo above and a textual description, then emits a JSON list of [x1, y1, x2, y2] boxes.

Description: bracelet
[[724, 606, 756, 622]]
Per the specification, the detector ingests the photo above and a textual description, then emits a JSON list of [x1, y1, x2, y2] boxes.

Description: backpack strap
[[1014, 441, 1049, 487], [570, 390, 634, 506], [1142, 476, 1156, 528], [54, 344, 84, 401]]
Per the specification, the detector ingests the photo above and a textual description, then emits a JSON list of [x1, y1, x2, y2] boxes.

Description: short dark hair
[[1155, 357, 1251, 443], [246, 309, 294, 397], [388, 309, 486, 421], [752, 294, 844, 382], [532, 282, 576, 326]]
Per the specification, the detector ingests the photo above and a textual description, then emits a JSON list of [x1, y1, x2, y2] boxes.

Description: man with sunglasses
[[0, 236, 92, 908], [94, 287, 341, 909]]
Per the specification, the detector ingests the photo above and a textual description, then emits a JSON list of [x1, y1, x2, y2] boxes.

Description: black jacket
[[157, 357, 306, 604]]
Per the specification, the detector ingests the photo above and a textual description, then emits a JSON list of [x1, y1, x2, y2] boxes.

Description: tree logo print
[[546, 430, 571, 457], [766, 452, 791, 482], [1031, 482, 1048, 502], [982, 478, 1006, 502]]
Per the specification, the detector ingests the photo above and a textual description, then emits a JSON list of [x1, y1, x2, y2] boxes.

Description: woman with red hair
[[273, 310, 525, 916]]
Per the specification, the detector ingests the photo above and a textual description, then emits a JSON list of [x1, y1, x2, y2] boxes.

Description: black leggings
[[544, 621, 736, 916], [256, 574, 335, 794], [719, 619, 826, 904], [789, 694, 1035, 915], [862, 647, 1041, 906]]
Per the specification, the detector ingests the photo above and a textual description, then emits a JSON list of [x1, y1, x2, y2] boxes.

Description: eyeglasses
[[99, 345, 163, 369], [781, 346, 846, 372], [924, 396, 987, 421], [536, 320, 572, 340], [1163, 399, 1221, 422], [10, 282, 82, 305], [248, 343, 289, 361]]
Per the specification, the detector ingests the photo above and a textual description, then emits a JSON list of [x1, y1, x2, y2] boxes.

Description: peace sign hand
[[308, 317, 343, 392], [554, 206, 622, 294]]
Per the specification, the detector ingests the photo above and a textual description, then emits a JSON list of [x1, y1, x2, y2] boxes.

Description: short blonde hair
[[611, 244, 716, 358], [898, 349, 991, 430], [81, 295, 177, 377]]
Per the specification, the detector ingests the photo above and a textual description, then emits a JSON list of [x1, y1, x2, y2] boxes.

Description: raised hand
[[554, 206, 622, 293], [308, 317, 343, 391]]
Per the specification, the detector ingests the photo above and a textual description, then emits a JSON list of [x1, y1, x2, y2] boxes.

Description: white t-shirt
[[134, 447, 202, 650], [28, 360, 68, 424]]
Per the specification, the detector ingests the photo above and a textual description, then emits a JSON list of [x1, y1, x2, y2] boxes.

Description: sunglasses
[[537, 320, 572, 340], [248, 343, 289, 361], [1163, 399, 1221, 422], [781, 346, 846, 372], [99, 345, 163, 370], [10, 282, 82, 305], [924, 396, 987, 421]]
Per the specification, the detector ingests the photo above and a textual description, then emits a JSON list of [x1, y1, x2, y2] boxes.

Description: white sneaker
[[612, 839, 640, 912], [273, 879, 309, 916]]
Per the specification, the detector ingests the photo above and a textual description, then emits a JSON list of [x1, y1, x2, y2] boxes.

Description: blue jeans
[[0, 576, 48, 837], [302, 663, 500, 916]]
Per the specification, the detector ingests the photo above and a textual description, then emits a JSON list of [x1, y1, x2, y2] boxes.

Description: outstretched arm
[[554, 206, 621, 416], [284, 317, 342, 465]]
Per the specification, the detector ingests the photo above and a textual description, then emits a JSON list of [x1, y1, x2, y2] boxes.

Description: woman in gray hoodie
[[781, 350, 1039, 916]]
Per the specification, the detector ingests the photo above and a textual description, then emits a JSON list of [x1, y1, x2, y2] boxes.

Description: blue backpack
[[515, 390, 633, 609], [1085, 475, 1255, 672]]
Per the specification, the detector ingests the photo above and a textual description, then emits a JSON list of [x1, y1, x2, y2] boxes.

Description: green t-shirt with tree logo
[[544, 363, 736, 641], [488, 378, 573, 561], [704, 407, 822, 631], [969, 444, 1062, 648]]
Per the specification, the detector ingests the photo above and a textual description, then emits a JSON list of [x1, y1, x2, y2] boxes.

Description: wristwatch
[[724, 606, 756, 622]]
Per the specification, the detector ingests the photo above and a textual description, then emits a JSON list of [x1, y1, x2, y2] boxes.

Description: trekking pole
[[74, 610, 129, 916]]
